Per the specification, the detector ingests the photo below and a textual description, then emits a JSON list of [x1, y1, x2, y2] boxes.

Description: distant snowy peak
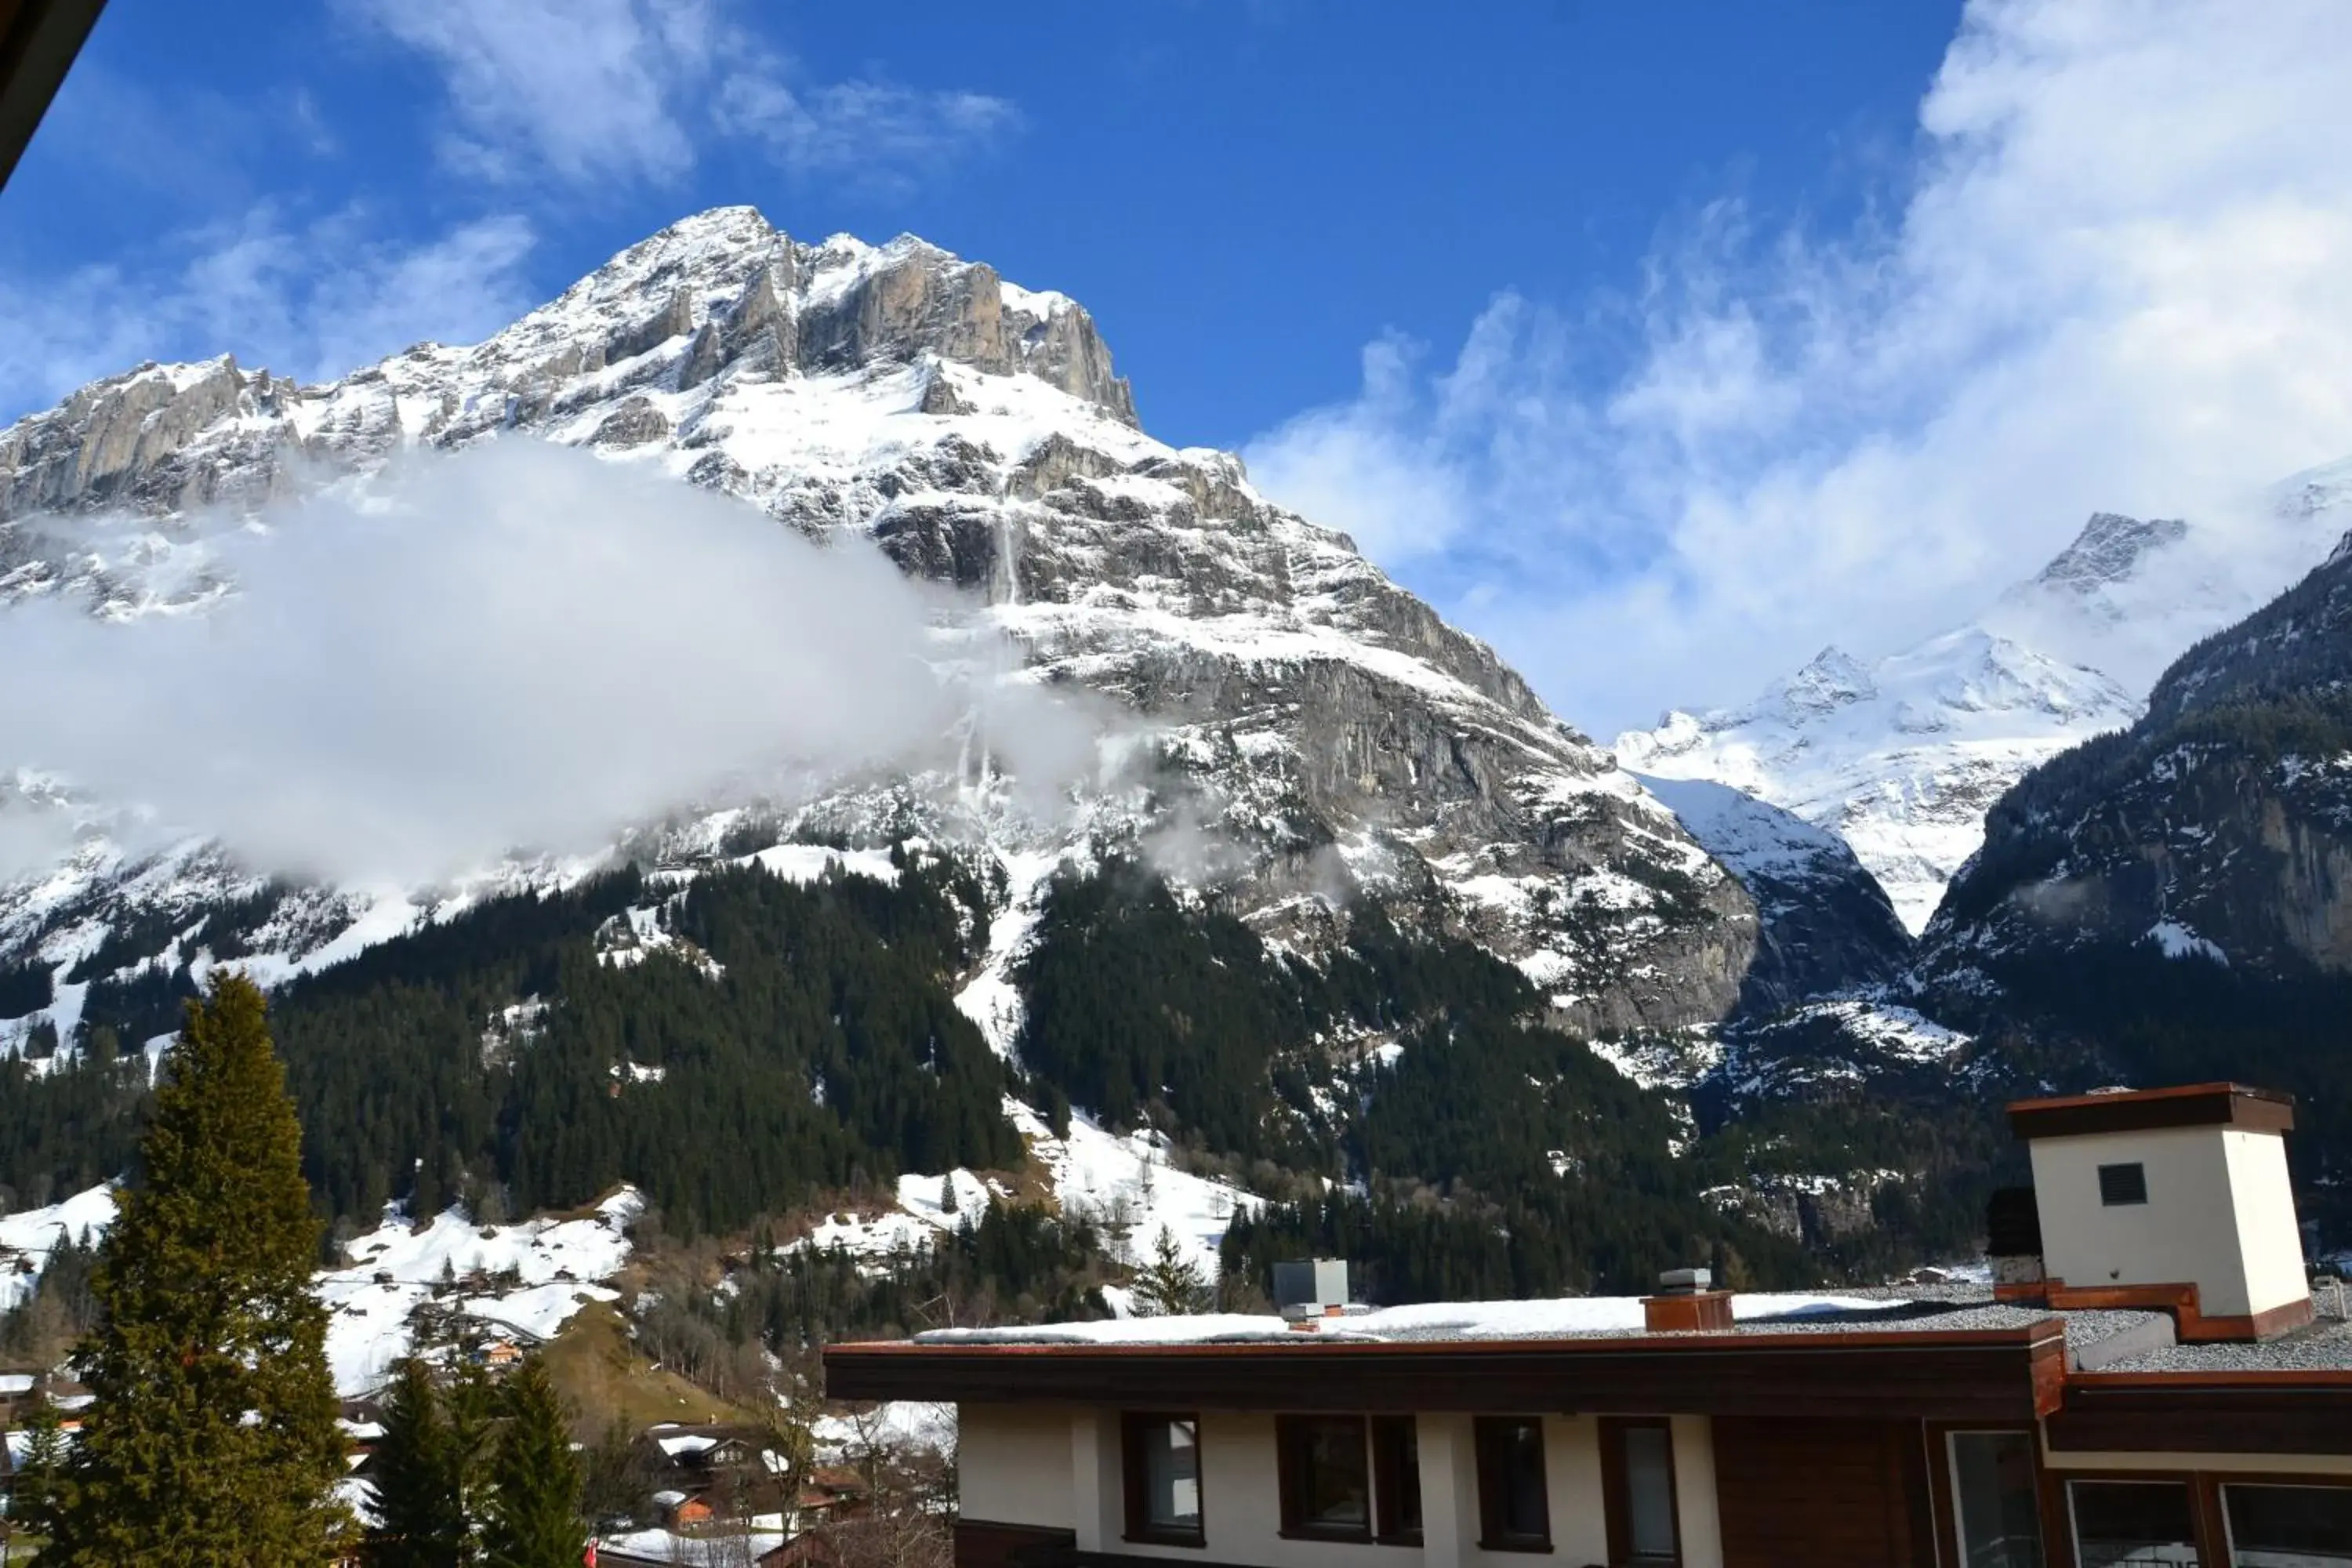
[[2026, 512, 2189, 599], [2275, 453, 2352, 524], [1619, 626, 2138, 935], [1623, 471, 2352, 938]]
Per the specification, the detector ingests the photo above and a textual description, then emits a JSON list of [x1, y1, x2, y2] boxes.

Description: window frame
[[2214, 1472, 2352, 1568], [1599, 1417, 1682, 1568], [1926, 1423, 2066, 1568], [1121, 1410, 1207, 1548], [1370, 1414, 1424, 1547], [2063, 1473, 2206, 1568], [1473, 1415, 1553, 1554], [1276, 1414, 1374, 1544]]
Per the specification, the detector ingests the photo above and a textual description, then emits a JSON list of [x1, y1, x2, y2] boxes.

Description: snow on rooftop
[[911, 1292, 1907, 1348]]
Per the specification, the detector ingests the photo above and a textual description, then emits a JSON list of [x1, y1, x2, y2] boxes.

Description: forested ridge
[[0, 849, 1992, 1308]]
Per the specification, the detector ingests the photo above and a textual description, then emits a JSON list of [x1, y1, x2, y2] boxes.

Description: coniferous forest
[[0, 846, 1952, 1315]]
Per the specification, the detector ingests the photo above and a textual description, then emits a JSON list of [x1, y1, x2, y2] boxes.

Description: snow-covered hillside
[[1620, 494, 2352, 932], [0, 1183, 641, 1394], [0, 204, 1894, 1058], [0, 1091, 1262, 1391], [798, 1095, 1258, 1298]]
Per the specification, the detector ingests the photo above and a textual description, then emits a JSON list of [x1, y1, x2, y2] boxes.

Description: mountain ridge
[[0, 203, 1906, 1083]]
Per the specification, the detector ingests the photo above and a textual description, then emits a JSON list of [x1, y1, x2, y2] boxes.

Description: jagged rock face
[[0, 205, 1818, 1044], [2026, 512, 2189, 597], [1921, 537, 2352, 982]]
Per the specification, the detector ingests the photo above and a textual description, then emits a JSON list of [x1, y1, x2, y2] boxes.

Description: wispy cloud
[[341, 0, 1019, 194], [1246, 0, 2352, 736], [0, 210, 536, 422], [0, 441, 1099, 885]]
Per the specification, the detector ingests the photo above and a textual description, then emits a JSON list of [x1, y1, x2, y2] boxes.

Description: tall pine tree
[[9, 1392, 67, 1540], [479, 1359, 583, 1568], [367, 1359, 471, 1566], [1132, 1225, 1210, 1316], [45, 973, 351, 1566]]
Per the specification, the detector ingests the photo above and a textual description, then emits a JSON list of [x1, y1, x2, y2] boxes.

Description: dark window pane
[[1623, 1425, 1679, 1562], [1478, 1417, 1549, 1545], [2099, 1163, 2149, 1206], [2227, 1483, 2352, 1565], [1280, 1417, 1369, 1535], [1374, 1417, 1422, 1539], [1950, 1432, 2045, 1568], [2071, 1479, 2196, 1568], [1142, 1417, 1201, 1534]]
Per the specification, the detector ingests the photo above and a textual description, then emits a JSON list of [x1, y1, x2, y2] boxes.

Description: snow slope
[[0, 1184, 642, 1394], [1620, 491, 2352, 932], [797, 1094, 1258, 1291]]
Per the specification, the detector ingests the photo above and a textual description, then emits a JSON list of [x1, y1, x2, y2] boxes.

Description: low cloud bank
[[0, 439, 1096, 884]]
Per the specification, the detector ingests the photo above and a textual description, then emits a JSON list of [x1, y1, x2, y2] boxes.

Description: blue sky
[[6, 1, 2351, 735]]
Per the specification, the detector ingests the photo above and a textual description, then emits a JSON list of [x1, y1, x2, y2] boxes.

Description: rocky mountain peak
[[1779, 647, 1877, 714], [2030, 511, 2190, 596], [0, 204, 1925, 1060]]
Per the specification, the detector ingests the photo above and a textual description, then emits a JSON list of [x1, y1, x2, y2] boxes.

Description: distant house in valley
[[634, 1421, 795, 1529]]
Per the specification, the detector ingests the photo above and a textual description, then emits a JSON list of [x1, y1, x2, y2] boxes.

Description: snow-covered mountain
[[0, 205, 1896, 1063], [1618, 493, 2352, 934]]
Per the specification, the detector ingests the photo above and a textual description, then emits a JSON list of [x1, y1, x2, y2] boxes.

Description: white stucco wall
[[960, 1405, 1079, 1529], [1671, 1416, 1724, 1568], [964, 1403, 1721, 1568], [2027, 1123, 2306, 1318], [2225, 1128, 2311, 1318]]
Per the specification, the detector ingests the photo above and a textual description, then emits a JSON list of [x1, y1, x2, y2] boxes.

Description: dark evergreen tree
[[11, 1392, 67, 1538], [367, 1359, 471, 1566], [1131, 1225, 1210, 1317], [44, 973, 350, 1566], [480, 1359, 583, 1568]]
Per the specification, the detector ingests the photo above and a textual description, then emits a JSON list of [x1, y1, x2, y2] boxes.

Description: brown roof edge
[[823, 1319, 2070, 1360], [823, 1319, 2071, 1425], [2007, 1082, 2295, 1141], [0, 0, 106, 192]]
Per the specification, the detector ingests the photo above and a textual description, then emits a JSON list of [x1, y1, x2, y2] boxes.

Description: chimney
[[1984, 1185, 2045, 1285], [2002, 1083, 2310, 1340], [1642, 1266, 1733, 1333], [1273, 1258, 1350, 1327]]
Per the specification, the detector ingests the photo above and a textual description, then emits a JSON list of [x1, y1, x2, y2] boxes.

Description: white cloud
[[1245, 0, 2352, 736], [0, 441, 1099, 886], [343, 0, 1018, 192], [0, 210, 536, 423]]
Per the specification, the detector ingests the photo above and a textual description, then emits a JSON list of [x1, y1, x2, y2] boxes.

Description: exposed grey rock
[[0, 204, 1911, 1041]]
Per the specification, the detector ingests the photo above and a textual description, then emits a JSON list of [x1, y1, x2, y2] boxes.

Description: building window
[[2223, 1483, 2352, 1565], [1371, 1416, 1423, 1544], [1601, 1418, 1680, 1566], [2097, 1162, 2149, 1206], [2069, 1479, 2197, 1568], [1947, 1431, 2045, 1568], [1474, 1417, 1550, 1551], [1122, 1413, 1203, 1545], [1278, 1416, 1371, 1540]]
